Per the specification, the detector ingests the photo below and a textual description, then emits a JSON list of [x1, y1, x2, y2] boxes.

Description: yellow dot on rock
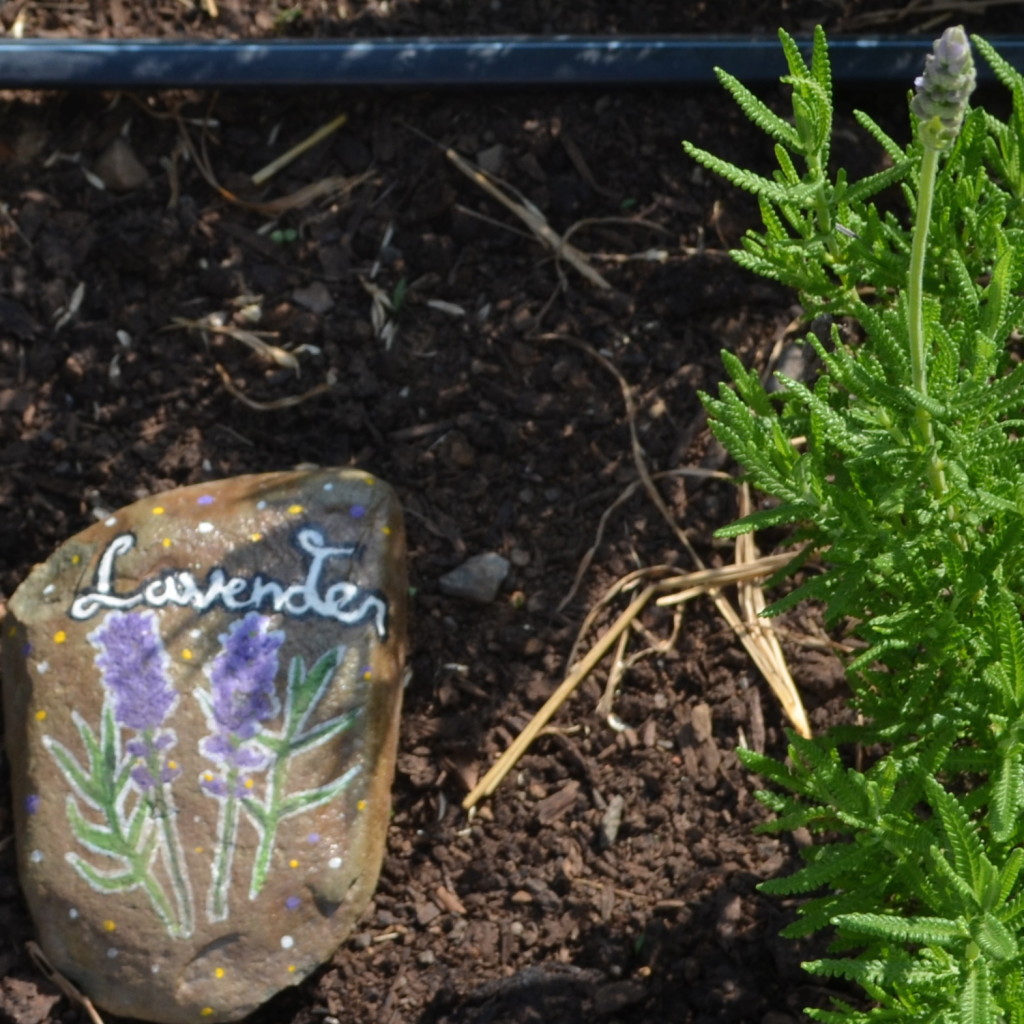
[[71, 554, 81, 565], [357, 800, 366, 812], [53, 631, 66, 644], [162, 538, 172, 548], [201, 1009, 214, 1018], [195, 846, 204, 854], [288, 504, 304, 515], [35, 710, 47, 722], [103, 920, 116, 932], [250, 532, 263, 542], [167, 760, 178, 770], [182, 649, 193, 661], [289, 859, 299, 869], [152, 507, 165, 515], [203, 772, 214, 782], [214, 968, 225, 979], [381, 526, 392, 535], [287, 965, 297, 974], [244, 778, 254, 790]]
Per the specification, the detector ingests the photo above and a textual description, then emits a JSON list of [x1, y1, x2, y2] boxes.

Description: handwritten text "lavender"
[[69, 528, 388, 638]]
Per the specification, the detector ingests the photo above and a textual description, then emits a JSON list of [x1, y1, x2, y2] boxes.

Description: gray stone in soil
[[1, 468, 407, 1024], [92, 138, 149, 192], [438, 552, 510, 603]]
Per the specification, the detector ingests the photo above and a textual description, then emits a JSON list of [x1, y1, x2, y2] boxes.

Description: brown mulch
[[2, 3, 1023, 1024]]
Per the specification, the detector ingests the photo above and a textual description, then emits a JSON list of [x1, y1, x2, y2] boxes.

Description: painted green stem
[[143, 737, 194, 937], [209, 769, 240, 922], [249, 747, 288, 899], [907, 142, 948, 497]]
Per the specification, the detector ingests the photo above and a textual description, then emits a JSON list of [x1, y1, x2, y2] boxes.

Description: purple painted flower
[[199, 613, 283, 793], [125, 733, 182, 791], [207, 613, 284, 737], [200, 732, 268, 768], [88, 610, 179, 794], [89, 611, 176, 731]]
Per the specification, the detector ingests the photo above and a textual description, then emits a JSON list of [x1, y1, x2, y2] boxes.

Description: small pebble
[[292, 282, 334, 315], [475, 143, 507, 175], [92, 138, 148, 193], [439, 552, 510, 604]]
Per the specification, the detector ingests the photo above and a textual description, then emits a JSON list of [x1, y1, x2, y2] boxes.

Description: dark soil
[[1, 4, 1022, 1024]]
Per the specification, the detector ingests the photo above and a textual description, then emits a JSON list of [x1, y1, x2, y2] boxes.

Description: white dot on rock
[[107, 948, 119, 959], [256, 500, 267, 510], [280, 935, 294, 950], [43, 584, 55, 596], [30, 850, 43, 863], [198, 522, 214, 534], [105, 517, 117, 527], [69, 908, 79, 920], [37, 661, 49, 674], [151, 965, 160, 974], [328, 856, 342, 869]]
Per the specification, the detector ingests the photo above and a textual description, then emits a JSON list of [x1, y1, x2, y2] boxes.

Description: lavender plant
[[45, 610, 195, 938], [684, 27, 1024, 1021]]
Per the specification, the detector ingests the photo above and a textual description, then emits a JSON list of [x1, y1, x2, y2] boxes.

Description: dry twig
[[444, 148, 612, 290], [170, 102, 370, 216], [251, 113, 349, 187], [462, 550, 799, 810], [214, 364, 336, 411], [165, 317, 299, 372]]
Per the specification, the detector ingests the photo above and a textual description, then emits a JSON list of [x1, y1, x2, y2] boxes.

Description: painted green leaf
[[44, 737, 103, 808], [277, 764, 360, 819]]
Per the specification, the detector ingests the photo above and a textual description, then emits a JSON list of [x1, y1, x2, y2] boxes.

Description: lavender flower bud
[[89, 610, 176, 731], [911, 26, 976, 150]]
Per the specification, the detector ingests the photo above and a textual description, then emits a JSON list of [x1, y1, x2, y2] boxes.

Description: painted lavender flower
[[197, 611, 284, 920], [197, 615, 364, 914], [199, 612, 284, 791], [90, 611, 181, 793], [44, 610, 195, 938]]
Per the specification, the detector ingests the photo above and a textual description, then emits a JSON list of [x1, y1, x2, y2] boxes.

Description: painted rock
[[1, 469, 406, 1023]]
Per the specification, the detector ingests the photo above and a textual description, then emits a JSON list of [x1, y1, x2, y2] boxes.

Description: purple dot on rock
[[22, 643, 31, 657], [198, 494, 215, 505], [350, 504, 366, 519], [25, 795, 40, 815], [285, 896, 301, 910], [306, 832, 320, 845]]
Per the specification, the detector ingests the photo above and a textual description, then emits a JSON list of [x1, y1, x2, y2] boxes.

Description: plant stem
[[907, 143, 948, 496]]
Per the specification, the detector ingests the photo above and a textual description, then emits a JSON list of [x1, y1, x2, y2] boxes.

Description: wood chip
[[434, 885, 467, 916], [535, 780, 581, 825]]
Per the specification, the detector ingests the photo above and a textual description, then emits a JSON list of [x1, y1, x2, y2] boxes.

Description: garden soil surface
[[2, 3, 1023, 1024]]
